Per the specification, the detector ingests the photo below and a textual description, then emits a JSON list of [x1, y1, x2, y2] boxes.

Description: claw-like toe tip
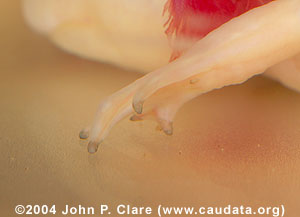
[[163, 128, 173, 136], [130, 115, 142, 121], [160, 120, 173, 136], [79, 129, 89, 140], [87, 141, 101, 154], [133, 100, 144, 114]]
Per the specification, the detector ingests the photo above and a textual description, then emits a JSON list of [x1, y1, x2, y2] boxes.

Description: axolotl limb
[[80, 0, 300, 153]]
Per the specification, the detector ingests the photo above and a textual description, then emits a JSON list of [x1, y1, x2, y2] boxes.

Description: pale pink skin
[[22, 0, 300, 153]]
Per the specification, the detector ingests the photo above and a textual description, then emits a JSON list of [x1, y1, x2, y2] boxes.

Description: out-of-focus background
[[1, 1, 300, 217]]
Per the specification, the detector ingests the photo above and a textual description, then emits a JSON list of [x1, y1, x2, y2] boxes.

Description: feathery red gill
[[164, 0, 273, 60]]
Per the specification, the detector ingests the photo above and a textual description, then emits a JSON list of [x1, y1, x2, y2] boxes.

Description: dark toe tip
[[87, 141, 101, 154], [79, 129, 89, 140]]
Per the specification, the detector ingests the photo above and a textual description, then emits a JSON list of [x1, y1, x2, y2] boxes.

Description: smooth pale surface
[[1, 1, 300, 217], [22, 0, 171, 72]]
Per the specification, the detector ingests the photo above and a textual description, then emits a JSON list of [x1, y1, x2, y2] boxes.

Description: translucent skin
[[22, 0, 300, 153]]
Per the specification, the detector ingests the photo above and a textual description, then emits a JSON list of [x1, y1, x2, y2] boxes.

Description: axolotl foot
[[80, 0, 300, 153]]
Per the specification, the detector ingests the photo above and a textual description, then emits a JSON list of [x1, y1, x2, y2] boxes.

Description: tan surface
[[1, 1, 300, 217]]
